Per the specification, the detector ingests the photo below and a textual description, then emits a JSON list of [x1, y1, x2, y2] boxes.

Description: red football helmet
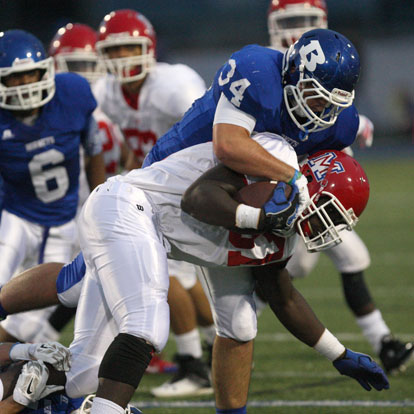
[[95, 9, 156, 83], [268, 0, 328, 49], [296, 150, 369, 252], [49, 23, 104, 83]]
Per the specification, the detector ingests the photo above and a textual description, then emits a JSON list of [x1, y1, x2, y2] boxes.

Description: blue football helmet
[[282, 28, 360, 137], [0, 29, 55, 110]]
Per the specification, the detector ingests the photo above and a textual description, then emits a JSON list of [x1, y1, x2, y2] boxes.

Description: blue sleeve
[[216, 45, 284, 120], [56, 252, 86, 295], [81, 115, 103, 157], [0, 174, 3, 218], [331, 106, 359, 150]]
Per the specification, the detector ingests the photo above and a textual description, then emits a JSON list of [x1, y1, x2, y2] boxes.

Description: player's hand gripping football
[[292, 172, 311, 217], [333, 349, 390, 391], [262, 181, 299, 236], [13, 360, 64, 406]]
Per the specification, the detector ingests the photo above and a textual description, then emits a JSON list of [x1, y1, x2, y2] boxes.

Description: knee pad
[[98, 333, 154, 388], [341, 271, 373, 312]]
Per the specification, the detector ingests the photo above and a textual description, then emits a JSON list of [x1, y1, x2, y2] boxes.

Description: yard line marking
[[131, 400, 414, 408]]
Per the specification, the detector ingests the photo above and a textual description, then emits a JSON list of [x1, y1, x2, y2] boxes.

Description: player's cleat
[[150, 354, 213, 398], [379, 335, 414, 374], [145, 353, 178, 374]]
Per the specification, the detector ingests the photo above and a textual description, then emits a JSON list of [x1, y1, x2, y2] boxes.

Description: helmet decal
[[307, 151, 345, 182], [299, 40, 325, 72]]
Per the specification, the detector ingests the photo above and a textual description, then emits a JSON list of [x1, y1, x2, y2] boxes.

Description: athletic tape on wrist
[[287, 170, 301, 186], [235, 204, 261, 229], [313, 329, 346, 361]]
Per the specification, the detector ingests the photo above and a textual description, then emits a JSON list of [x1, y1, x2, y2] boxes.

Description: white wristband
[[9, 343, 33, 361], [235, 204, 261, 230], [313, 329, 346, 361]]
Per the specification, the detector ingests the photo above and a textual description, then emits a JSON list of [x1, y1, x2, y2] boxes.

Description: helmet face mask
[[282, 29, 360, 138], [297, 192, 357, 252], [0, 30, 55, 111], [54, 51, 103, 83], [98, 39, 154, 84], [96, 9, 156, 84], [297, 150, 369, 252], [284, 68, 354, 136]]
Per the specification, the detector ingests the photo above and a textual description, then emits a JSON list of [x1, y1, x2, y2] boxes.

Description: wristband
[[313, 329, 346, 361], [235, 204, 261, 229], [287, 170, 301, 186], [9, 342, 32, 361]]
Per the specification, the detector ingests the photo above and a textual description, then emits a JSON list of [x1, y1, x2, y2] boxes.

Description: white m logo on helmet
[[299, 40, 325, 72]]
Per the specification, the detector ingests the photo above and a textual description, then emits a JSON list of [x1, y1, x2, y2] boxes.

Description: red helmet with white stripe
[[268, 0, 328, 49], [49, 23, 104, 83], [297, 150, 369, 252], [96, 9, 156, 83]]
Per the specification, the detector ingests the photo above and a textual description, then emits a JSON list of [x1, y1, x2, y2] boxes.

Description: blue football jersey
[[22, 393, 84, 414], [144, 44, 358, 167], [0, 73, 97, 226]]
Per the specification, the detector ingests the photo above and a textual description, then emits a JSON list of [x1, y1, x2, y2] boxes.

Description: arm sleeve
[[213, 93, 256, 134], [81, 116, 103, 157]]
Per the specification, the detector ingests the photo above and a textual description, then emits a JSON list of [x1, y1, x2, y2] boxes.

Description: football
[[235, 181, 292, 208]]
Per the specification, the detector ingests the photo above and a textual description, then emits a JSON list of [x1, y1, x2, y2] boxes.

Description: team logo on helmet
[[299, 40, 325, 72], [308, 151, 345, 182]]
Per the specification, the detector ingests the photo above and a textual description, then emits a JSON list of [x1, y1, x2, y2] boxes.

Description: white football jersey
[[93, 107, 124, 177], [116, 132, 299, 267], [93, 62, 206, 164]]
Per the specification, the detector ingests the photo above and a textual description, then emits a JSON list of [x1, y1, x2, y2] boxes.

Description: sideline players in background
[[0, 29, 105, 345], [265, 0, 414, 374]]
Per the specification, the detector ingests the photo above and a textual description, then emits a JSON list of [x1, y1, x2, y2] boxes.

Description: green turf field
[[60, 156, 414, 413]]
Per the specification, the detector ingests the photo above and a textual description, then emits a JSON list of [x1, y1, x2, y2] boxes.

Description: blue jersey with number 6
[[0, 72, 96, 226], [144, 44, 358, 166]]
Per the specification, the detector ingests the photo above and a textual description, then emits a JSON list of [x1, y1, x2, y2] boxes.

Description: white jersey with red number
[[116, 132, 299, 267], [94, 107, 124, 177], [92, 62, 206, 164]]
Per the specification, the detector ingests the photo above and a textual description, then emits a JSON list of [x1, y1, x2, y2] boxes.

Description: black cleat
[[379, 335, 414, 374]]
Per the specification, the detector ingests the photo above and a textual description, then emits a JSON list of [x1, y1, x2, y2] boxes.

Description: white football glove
[[356, 114, 374, 148], [294, 173, 311, 216], [10, 342, 71, 372], [13, 360, 64, 406]]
